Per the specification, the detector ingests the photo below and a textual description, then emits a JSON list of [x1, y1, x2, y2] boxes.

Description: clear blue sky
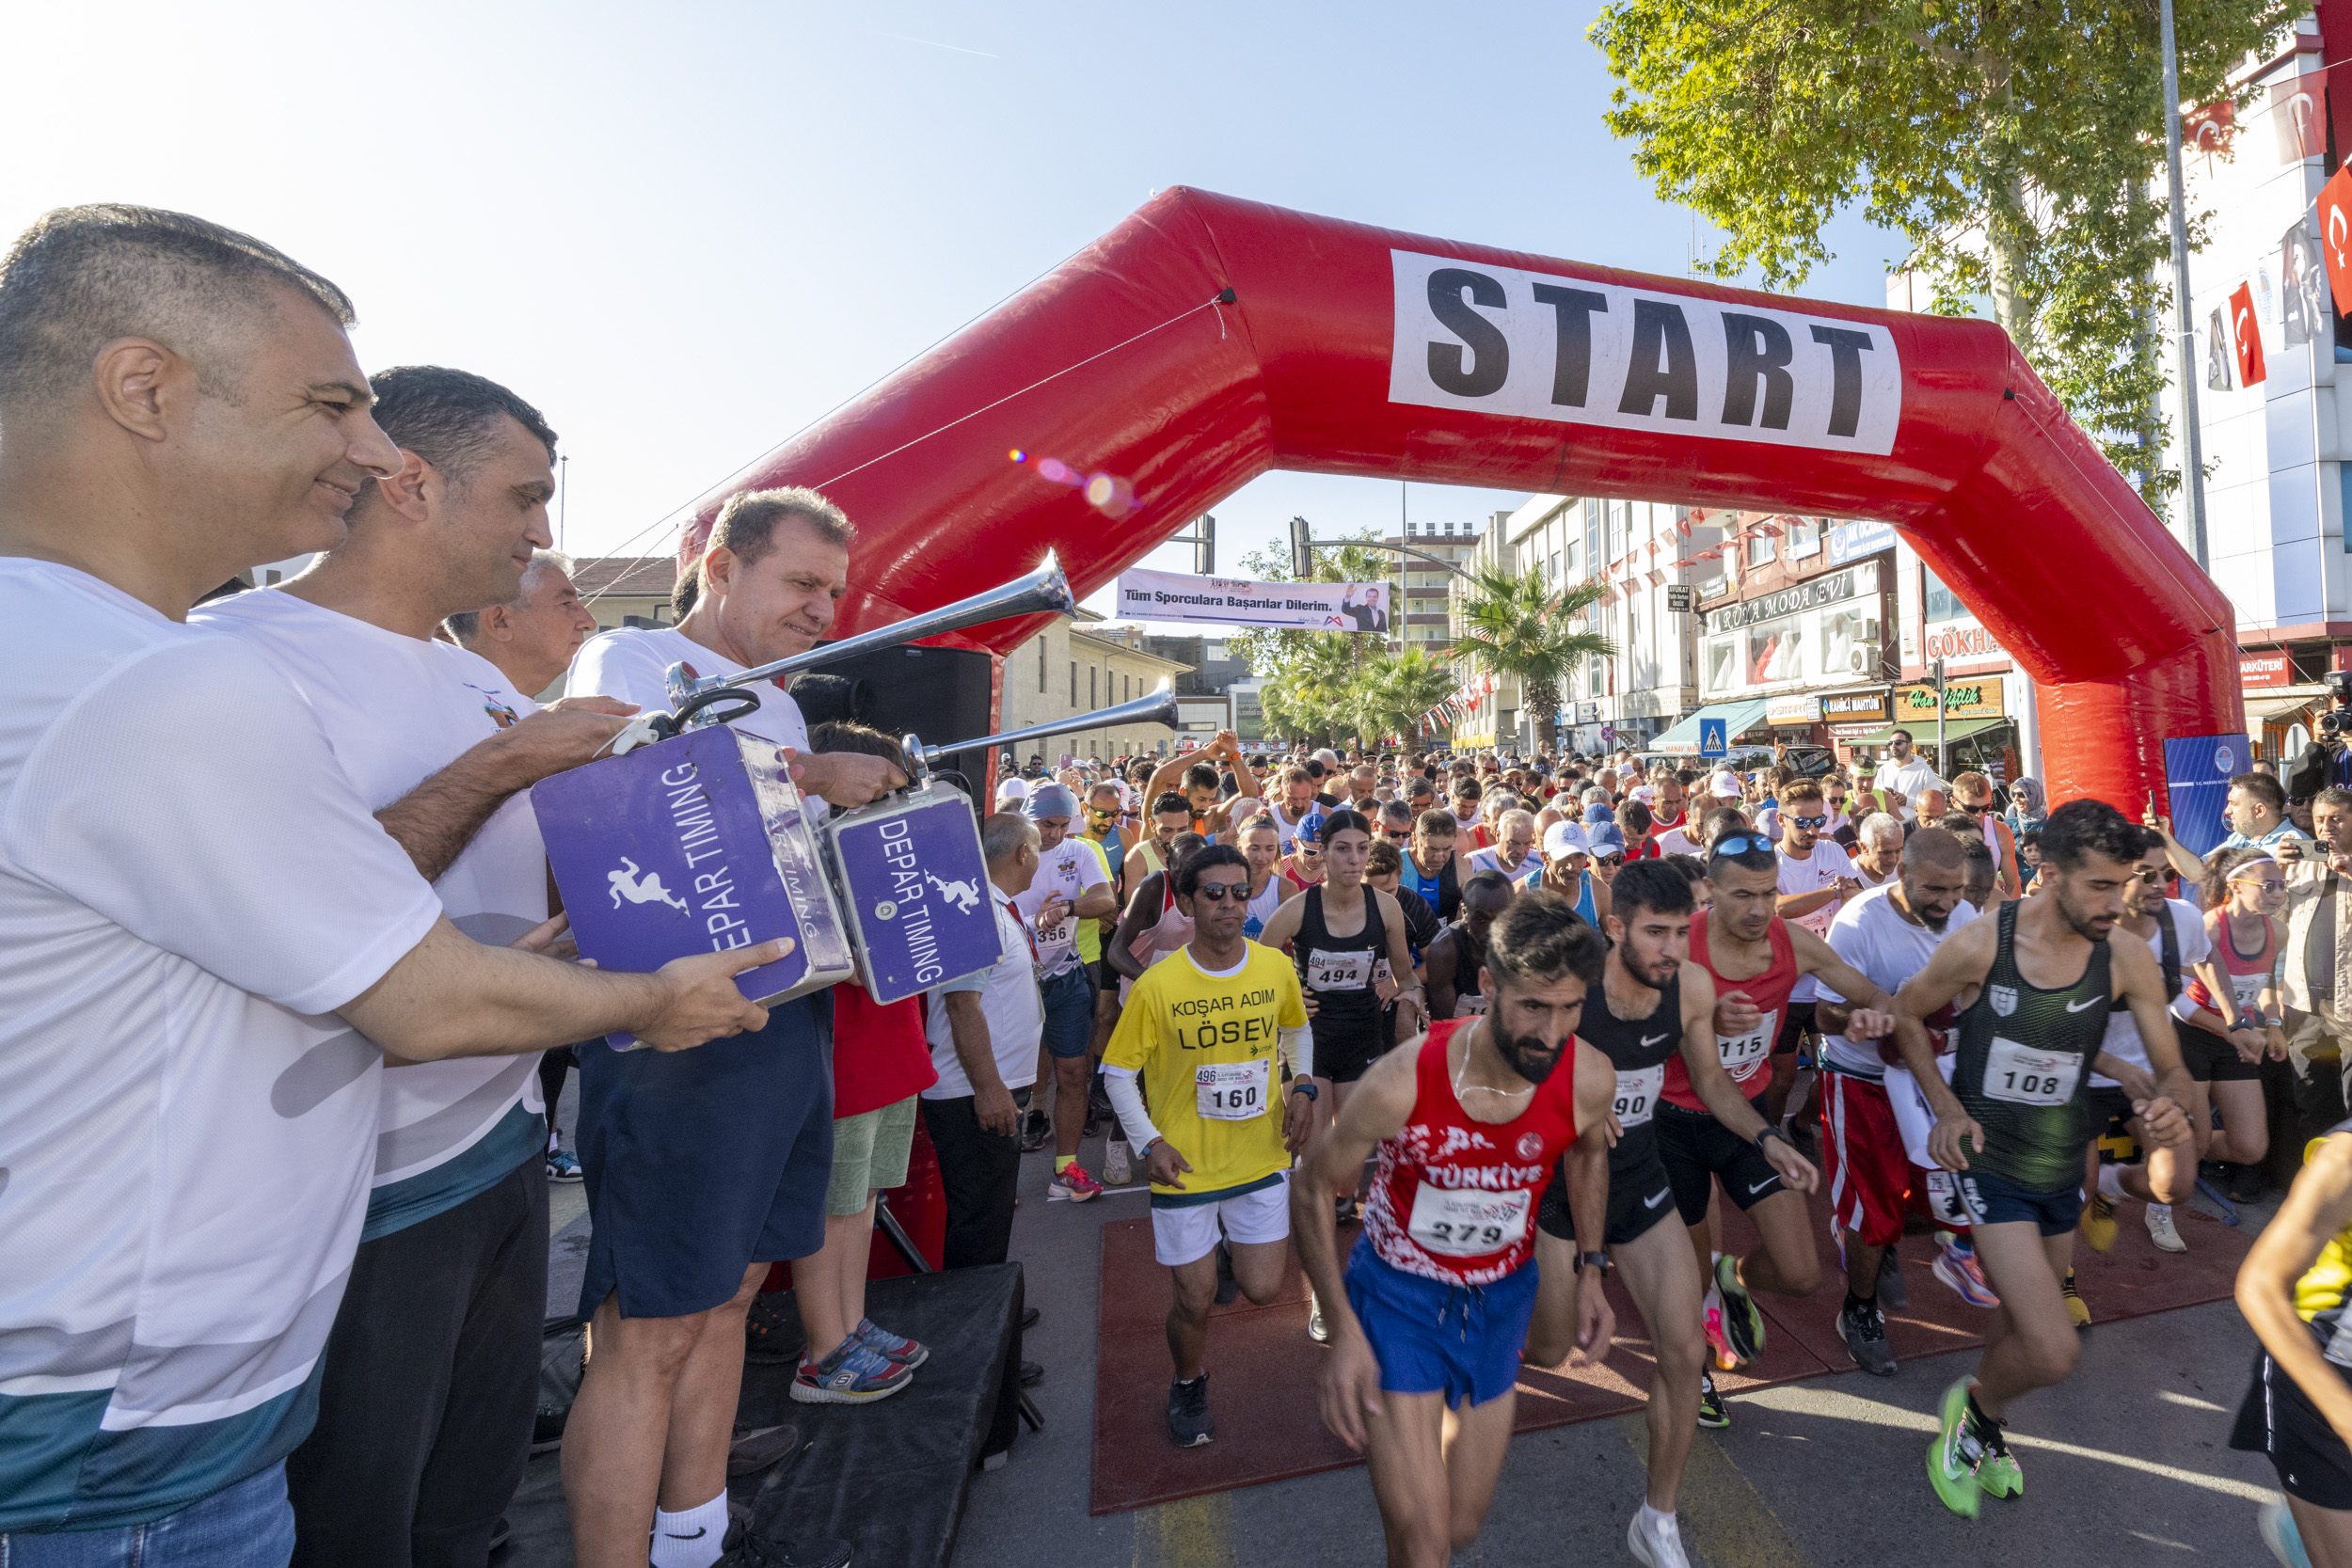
[[4, 0, 1903, 611]]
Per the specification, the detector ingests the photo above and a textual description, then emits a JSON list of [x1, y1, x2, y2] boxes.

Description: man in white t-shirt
[[925, 813, 1048, 1276], [1014, 784, 1118, 1196], [1851, 812, 1905, 888], [1812, 829, 1981, 1371], [564, 488, 898, 1568], [0, 205, 776, 1556], [1872, 731, 1946, 823], [197, 366, 650, 1565], [1771, 780, 1859, 1124]]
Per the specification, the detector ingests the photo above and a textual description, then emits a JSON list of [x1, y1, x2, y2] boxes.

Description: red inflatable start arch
[[677, 187, 2239, 810]]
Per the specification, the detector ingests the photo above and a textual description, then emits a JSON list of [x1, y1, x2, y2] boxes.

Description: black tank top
[[1442, 919, 1486, 1002], [1296, 885, 1388, 1045], [1575, 971, 1683, 1171], [1952, 899, 2114, 1190]]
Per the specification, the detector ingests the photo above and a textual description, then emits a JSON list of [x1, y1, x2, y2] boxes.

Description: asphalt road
[[945, 1132, 2287, 1568]]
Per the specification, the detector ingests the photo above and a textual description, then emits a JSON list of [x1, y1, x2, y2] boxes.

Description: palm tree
[[1452, 568, 1614, 756], [1351, 649, 1455, 751]]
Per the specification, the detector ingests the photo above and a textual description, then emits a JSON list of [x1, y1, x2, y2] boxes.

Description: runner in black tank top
[[1294, 884, 1390, 1084], [1890, 800, 2199, 1519], [1524, 861, 1718, 1553]]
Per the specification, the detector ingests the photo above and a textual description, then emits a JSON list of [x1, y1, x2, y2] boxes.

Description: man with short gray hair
[[447, 548, 596, 701], [1852, 813, 1906, 889]]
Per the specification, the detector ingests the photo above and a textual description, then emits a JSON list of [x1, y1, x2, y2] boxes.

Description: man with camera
[[2286, 670, 2352, 804]]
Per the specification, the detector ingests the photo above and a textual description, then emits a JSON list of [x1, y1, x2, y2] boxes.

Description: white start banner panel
[[1388, 249, 1904, 457]]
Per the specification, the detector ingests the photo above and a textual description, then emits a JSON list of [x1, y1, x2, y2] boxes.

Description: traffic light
[[1290, 515, 1313, 579], [1196, 513, 1216, 576]]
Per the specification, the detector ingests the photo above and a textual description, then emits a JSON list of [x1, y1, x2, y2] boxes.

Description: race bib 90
[[1983, 1037, 2081, 1106], [1196, 1059, 1270, 1120], [1406, 1183, 1532, 1258], [1613, 1063, 1665, 1127]]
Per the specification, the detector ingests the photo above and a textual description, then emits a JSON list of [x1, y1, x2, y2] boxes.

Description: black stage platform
[[502, 1264, 1026, 1568]]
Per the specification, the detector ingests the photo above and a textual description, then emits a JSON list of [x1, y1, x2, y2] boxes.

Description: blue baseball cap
[[1586, 823, 1628, 857], [1582, 800, 1615, 826], [1297, 811, 1330, 847]]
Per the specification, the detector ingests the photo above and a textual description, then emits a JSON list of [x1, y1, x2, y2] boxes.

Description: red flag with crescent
[[2320, 164, 2352, 319], [2230, 281, 2266, 387]]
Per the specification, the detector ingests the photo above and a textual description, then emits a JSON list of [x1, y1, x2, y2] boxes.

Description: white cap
[[1708, 769, 1740, 797], [1542, 820, 1590, 861], [994, 777, 1030, 804]]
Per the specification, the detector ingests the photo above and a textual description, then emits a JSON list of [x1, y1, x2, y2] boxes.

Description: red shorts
[[1820, 1069, 1910, 1247]]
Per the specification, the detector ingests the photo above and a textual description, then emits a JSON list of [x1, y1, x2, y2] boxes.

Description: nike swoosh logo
[[1641, 1033, 1672, 1047], [1747, 1178, 1777, 1195], [1645, 1189, 1671, 1209], [664, 1528, 709, 1540], [2065, 998, 2102, 1013]]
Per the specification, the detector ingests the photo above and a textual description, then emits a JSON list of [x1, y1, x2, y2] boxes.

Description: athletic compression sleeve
[[1281, 1025, 1314, 1079], [1104, 1065, 1163, 1149], [2169, 990, 2201, 1023]]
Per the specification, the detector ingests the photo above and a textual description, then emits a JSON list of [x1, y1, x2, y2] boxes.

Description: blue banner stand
[[2161, 732, 2252, 858]]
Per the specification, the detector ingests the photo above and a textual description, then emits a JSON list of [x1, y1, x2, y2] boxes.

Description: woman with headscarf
[[2005, 776, 2047, 841]]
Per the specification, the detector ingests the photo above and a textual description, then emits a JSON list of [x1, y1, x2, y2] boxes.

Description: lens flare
[[1007, 449, 1026, 463]]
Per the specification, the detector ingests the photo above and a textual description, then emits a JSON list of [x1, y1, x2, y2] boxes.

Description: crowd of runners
[[12, 200, 2352, 1568]]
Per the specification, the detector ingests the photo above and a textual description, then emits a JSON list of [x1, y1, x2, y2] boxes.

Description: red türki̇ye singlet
[[1359, 1019, 1583, 1287]]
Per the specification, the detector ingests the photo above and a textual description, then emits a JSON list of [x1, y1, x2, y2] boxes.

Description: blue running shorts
[[1342, 1234, 1538, 1411]]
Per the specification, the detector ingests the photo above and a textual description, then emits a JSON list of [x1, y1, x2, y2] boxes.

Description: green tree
[[1589, 0, 2295, 505], [1351, 648, 1458, 750], [1452, 569, 1615, 756], [1231, 523, 1422, 748]]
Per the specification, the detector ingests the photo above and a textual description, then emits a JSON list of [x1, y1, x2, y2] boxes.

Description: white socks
[[1639, 1503, 1680, 1538], [650, 1491, 728, 1568]]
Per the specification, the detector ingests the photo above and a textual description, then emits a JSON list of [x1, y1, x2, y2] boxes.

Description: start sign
[[1389, 250, 1903, 457]]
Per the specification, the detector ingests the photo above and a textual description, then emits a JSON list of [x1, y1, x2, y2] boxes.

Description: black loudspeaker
[[790, 642, 996, 763]]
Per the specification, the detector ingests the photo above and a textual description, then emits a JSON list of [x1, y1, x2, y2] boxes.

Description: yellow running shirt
[[1104, 942, 1309, 1206]]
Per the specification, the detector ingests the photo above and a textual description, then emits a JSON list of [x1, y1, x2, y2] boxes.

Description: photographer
[[2286, 670, 2352, 801]]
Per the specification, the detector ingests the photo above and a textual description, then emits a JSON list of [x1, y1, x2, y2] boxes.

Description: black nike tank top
[[1951, 899, 2114, 1190]]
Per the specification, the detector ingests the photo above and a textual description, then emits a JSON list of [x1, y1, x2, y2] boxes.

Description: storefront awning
[[2247, 686, 2328, 723], [1650, 699, 1770, 755], [1839, 716, 2010, 750]]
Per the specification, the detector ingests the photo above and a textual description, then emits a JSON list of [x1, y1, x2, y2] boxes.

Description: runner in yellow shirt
[[1104, 843, 1319, 1448]]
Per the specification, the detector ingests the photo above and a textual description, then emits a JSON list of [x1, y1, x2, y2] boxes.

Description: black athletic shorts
[[1773, 1002, 1817, 1057], [1536, 1139, 1677, 1247], [2180, 1023, 2265, 1084], [1317, 1022, 1387, 1085], [2234, 1348, 2352, 1509], [1654, 1096, 1785, 1224]]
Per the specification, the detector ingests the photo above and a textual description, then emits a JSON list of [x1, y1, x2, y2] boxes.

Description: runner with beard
[[1524, 862, 1725, 1567], [1293, 895, 1615, 1568], [1891, 800, 2195, 1516], [1661, 829, 1900, 1424], [1809, 828, 1987, 1377]]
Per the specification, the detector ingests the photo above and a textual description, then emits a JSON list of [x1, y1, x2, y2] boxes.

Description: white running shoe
[[1627, 1509, 1692, 1568], [1104, 1138, 1132, 1186], [2145, 1204, 2186, 1254]]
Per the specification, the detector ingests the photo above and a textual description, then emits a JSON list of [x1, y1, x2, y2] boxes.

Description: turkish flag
[[2231, 281, 2267, 387], [2319, 163, 2352, 319]]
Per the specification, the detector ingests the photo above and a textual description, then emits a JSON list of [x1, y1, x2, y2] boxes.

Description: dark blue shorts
[[1343, 1235, 1538, 1411], [1954, 1168, 2084, 1238], [576, 992, 834, 1320], [1039, 964, 1097, 1060]]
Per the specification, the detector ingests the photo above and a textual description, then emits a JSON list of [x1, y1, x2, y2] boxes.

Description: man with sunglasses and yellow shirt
[[1103, 844, 1318, 1448]]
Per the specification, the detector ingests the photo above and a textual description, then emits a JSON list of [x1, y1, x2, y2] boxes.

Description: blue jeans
[[1039, 964, 1098, 1060], [2, 1464, 293, 1568]]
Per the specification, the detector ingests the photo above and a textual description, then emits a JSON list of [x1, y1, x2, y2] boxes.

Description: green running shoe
[[1973, 1416, 2022, 1499], [1697, 1370, 1730, 1429], [1714, 1255, 1765, 1366], [1927, 1377, 1983, 1519]]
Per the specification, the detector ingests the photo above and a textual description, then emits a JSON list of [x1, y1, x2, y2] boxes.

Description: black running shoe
[[1168, 1372, 1216, 1447], [1876, 1248, 1908, 1312], [743, 1292, 804, 1366], [718, 1532, 852, 1568], [1697, 1370, 1730, 1429], [1018, 1109, 1052, 1153]]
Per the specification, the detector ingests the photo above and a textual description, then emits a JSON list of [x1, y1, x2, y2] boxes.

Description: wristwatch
[[1577, 1250, 1612, 1276], [1290, 1080, 1321, 1101], [1755, 1124, 1792, 1153]]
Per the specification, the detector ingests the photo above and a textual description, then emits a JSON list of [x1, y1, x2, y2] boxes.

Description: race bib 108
[[1982, 1037, 2081, 1106]]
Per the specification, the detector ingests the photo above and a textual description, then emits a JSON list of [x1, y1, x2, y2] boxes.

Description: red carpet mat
[[1089, 1196, 2251, 1516]]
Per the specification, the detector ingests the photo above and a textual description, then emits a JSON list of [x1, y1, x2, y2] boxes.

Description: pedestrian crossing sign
[[1699, 719, 1727, 758]]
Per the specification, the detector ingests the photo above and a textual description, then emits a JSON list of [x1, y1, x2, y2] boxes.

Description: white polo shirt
[[926, 895, 1044, 1097], [196, 589, 549, 1241], [569, 624, 809, 756], [0, 562, 441, 1533]]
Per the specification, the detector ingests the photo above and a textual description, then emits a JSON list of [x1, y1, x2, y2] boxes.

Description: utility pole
[[1931, 657, 1948, 773], [2161, 0, 2210, 568]]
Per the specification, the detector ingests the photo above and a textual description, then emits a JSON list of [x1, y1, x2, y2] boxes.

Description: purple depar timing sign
[[822, 782, 1003, 1005], [532, 726, 854, 1050]]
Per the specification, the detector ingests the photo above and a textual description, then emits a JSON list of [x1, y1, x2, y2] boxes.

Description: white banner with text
[[1114, 568, 1391, 631]]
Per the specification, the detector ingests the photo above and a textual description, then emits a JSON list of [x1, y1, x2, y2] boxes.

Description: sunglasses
[[1713, 835, 1772, 858], [1190, 881, 1248, 902], [1788, 815, 1827, 829], [1087, 807, 1119, 819], [1596, 853, 1626, 867], [1960, 801, 1989, 816], [1383, 829, 1411, 842], [2129, 867, 2166, 885], [1297, 847, 1323, 860], [1825, 795, 1848, 807]]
